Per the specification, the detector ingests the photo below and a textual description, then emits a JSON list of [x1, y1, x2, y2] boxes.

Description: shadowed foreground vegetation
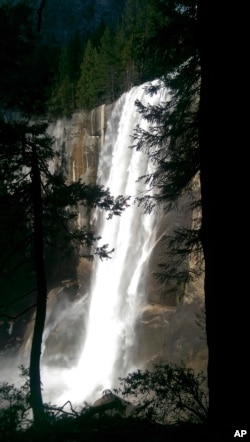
[[0, 364, 235, 442], [0, 412, 238, 442]]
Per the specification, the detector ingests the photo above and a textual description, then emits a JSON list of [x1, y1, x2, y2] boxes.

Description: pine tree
[[76, 39, 101, 110], [130, 1, 200, 296], [47, 32, 83, 118], [0, 117, 128, 421], [130, 0, 249, 431]]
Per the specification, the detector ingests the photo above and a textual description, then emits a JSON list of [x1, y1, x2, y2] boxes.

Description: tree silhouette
[[0, 118, 128, 421], [117, 363, 208, 424], [197, 0, 248, 428], [130, 0, 248, 430]]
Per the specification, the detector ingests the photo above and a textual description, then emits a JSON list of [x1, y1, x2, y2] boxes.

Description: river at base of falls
[[41, 80, 169, 408]]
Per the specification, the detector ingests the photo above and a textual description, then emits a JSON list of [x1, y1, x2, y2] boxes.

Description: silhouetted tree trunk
[[198, 0, 248, 428], [29, 143, 47, 421]]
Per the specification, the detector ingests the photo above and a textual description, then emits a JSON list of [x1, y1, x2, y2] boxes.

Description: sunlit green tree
[[76, 39, 102, 109]]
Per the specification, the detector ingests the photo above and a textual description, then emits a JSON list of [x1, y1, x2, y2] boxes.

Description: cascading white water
[[49, 81, 168, 407]]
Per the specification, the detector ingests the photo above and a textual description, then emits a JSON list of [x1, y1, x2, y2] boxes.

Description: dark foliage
[[0, 370, 227, 442], [116, 363, 208, 425], [129, 56, 201, 301], [0, 1, 59, 114], [0, 115, 129, 420]]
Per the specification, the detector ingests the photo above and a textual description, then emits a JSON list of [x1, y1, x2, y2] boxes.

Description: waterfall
[[44, 81, 168, 407]]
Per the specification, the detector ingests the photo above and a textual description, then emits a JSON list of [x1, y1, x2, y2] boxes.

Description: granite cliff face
[[133, 185, 207, 373], [36, 104, 113, 368]]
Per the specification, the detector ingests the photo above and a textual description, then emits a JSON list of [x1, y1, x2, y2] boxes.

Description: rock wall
[[47, 105, 107, 184], [36, 105, 111, 366], [134, 178, 207, 373]]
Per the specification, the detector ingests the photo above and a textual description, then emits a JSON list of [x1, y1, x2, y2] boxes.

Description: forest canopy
[[0, 0, 193, 117]]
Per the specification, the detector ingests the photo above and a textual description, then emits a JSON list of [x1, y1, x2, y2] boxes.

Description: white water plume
[[44, 81, 169, 407]]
